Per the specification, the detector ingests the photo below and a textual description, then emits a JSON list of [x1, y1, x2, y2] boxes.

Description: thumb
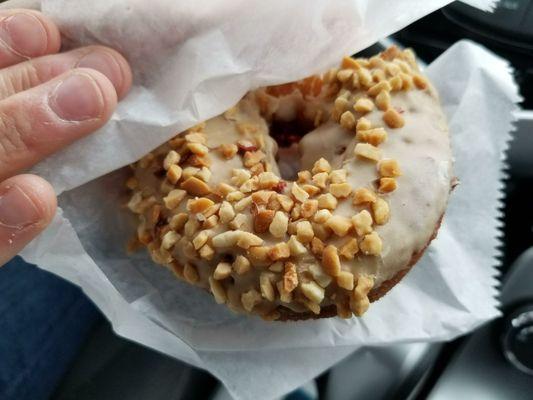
[[0, 174, 56, 266]]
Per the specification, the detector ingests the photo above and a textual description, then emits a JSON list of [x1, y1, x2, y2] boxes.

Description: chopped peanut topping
[[166, 164, 183, 184], [196, 167, 211, 183], [353, 187, 377, 205], [341, 56, 361, 70], [291, 182, 309, 203], [300, 281, 325, 304], [251, 165, 266, 177], [248, 247, 271, 267], [301, 184, 321, 197], [339, 238, 359, 260], [340, 111, 356, 130], [375, 90, 391, 111], [260, 273, 276, 301], [277, 194, 294, 212], [163, 150, 180, 170], [369, 55, 385, 68], [180, 177, 211, 196], [163, 189, 186, 210], [288, 235, 308, 256], [372, 69, 386, 83], [337, 271, 355, 290], [242, 289, 262, 312], [357, 68, 372, 87], [202, 215, 218, 229], [351, 275, 374, 316], [150, 204, 161, 224], [314, 221, 332, 241], [229, 213, 249, 230], [254, 209, 275, 233], [308, 264, 331, 288], [413, 73, 428, 89], [267, 195, 281, 211], [269, 211, 289, 238], [317, 193, 338, 210], [296, 221, 314, 243], [187, 197, 214, 214], [277, 281, 293, 303], [192, 230, 210, 249], [216, 183, 236, 197], [301, 199, 318, 219], [226, 191, 245, 202], [187, 142, 209, 156], [334, 96, 349, 114], [231, 168, 251, 186], [252, 190, 273, 205], [383, 108, 405, 128], [311, 237, 325, 257], [183, 263, 199, 284], [233, 255, 251, 275], [236, 231, 264, 249], [329, 169, 347, 184], [258, 172, 280, 189], [326, 215, 352, 237], [312, 172, 328, 189], [203, 203, 220, 218], [356, 127, 387, 146], [234, 195, 253, 212], [239, 177, 259, 193], [199, 244, 215, 260], [297, 170, 312, 183], [353, 98, 374, 114], [186, 132, 207, 143], [367, 81, 391, 97], [211, 231, 239, 248], [161, 231, 179, 250], [283, 262, 298, 292], [329, 183, 352, 198], [214, 262, 232, 280], [209, 277, 227, 304], [313, 209, 332, 224], [169, 212, 188, 231], [389, 75, 403, 91], [336, 69, 354, 83], [269, 242, 291, 261], [378, 177, 397, 193], [218, 201, 235, 224], [219, 143, 238, 159], [378, 159, 401, 177], [184, 217, 200, 238], [243, 150, 266, 168], [360, 231, 382, 255], [356, 117, 372, 132], [182, 167, 200, 180], [312, 157, 332, 174], [354, 143, 382, 161], [352, 210, 373, 236], [322, 245, 341, 277]]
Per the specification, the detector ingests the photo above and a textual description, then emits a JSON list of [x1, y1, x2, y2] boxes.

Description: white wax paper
[[10, 0, 519, 399]]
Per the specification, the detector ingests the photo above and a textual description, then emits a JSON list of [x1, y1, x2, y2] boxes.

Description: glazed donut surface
[[126, 46, 452, 320]]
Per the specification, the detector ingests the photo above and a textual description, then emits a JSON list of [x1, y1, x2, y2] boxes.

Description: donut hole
[[269, 113, 320, 181]]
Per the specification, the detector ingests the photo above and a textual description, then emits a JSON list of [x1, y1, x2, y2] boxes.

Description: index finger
[[0, 9, 61, 68]]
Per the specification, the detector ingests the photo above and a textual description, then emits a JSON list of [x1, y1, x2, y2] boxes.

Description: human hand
[[0, 9, 132, 265]]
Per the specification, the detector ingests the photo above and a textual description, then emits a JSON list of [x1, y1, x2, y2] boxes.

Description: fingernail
[[0, 185, 41, 230], [0, 13, 48, 57], [77, 50, 124, 93], [49, 73, 104, 121]]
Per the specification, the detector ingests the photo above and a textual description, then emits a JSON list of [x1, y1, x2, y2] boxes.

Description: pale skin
[[0, 9, 133, 265]]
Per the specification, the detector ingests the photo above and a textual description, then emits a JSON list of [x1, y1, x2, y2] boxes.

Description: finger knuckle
[[0, 108, 32, 163]]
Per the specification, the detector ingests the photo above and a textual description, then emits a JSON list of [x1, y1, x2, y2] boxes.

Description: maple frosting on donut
[[126, 46, 453, 320]]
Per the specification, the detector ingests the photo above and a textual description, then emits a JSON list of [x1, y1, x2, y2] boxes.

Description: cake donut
[[126, 46, 453, 320]]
